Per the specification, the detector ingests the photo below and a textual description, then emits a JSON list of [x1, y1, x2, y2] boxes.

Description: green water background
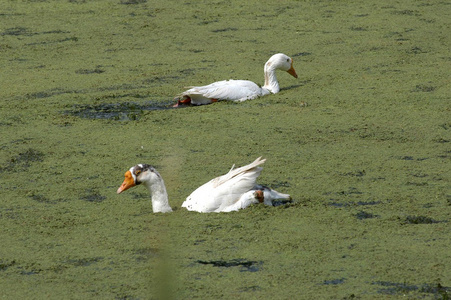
[[1, 0, 450, 299]]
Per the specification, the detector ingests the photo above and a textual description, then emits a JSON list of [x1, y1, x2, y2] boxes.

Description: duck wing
[[182, 157, 266, 212], [183, 80, 265, 102]]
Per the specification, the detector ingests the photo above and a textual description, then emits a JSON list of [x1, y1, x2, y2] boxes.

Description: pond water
[[0, 0, 450, 299]]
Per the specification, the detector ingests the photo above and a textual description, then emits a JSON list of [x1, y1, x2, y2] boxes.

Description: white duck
[[174, 53, 298, 106], [117, 157, 291, 213]]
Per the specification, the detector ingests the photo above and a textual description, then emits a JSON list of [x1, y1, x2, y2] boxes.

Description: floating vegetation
[[1, 27, 72, 37], [134, 248, 159, 262], [398, 155, 429, 161], [1, 27, 31, 36], [328, 201, 349, 208], [373, 281, 450, 297], [65, 257, 103, 267], [239, 285, 262, 292], [325, 188, 365, 205], [410, 46, 426, 54], [355, 210, 378, 220], [211, 27, 238, 33], [29, 193, 50, 203], [21, 269, 40, 275], [28, 193, 66, 204], [26, 88, 70, 99], [2, 0, 450, 298], [413, 84, 435, 92], [329, 199, 382, 208], [197, 259, 261, 272], [391, 10, 420, 16], [0, 260, 16, 271], [435, 138, 450, 144], [26, 36, 78, 46], [401, 156, 414, 160], [350, 26, 368, 31], [272, 199, 294, 207], [120, 0, 147, 4], [293, 52, 312, 57], [80, 189, 106, 203], [402, 215, 443, 225], [0, 148, 44, 172], [323, 278, 346, 285], [75, 68, 105, 74], [338, 187, 363, 196], [356, 200, 382, 206], [66, 100, 178, 121], [341, 170, 366, 177], [439, 122, 451, 130]]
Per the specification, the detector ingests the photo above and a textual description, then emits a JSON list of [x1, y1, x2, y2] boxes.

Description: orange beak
[[287, 60, 298, 78], [117, 170, 136, 194]]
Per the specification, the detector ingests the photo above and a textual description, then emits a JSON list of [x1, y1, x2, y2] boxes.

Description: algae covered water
[[1, 0, 450, 298]]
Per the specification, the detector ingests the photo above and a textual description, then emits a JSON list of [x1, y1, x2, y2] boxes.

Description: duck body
[[174, 53, 298, 106], [182, 157, 267, 212], [180, 79, 270, 105], [117, 157, 291, 213]]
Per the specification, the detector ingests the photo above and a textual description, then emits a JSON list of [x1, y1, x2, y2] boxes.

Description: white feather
[[182, 157, 266, 212]]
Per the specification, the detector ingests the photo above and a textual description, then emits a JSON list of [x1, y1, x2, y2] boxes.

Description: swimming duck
[[174, 53, 298, 106], [117, 157, 291, 213]]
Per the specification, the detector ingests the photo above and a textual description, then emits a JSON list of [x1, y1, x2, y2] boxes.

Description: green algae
[[1, 0, 451, 299]]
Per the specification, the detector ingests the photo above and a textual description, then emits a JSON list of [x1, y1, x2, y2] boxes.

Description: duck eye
[[286, 58, 290, 62]]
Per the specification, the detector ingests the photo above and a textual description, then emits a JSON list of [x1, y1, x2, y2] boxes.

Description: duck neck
[[263, 63, 280, 94], [144, 176, 173, 213]]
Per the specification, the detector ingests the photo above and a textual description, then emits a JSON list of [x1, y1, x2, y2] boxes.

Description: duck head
[[266, 53, 298, 78], [117, 164, 154, 194]]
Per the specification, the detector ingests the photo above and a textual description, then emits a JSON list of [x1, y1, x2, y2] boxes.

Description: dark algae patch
[[355, 210, 378, 220], [323, 278, 346, 285], [65, 257, 103, 267], [402, 215, 444, 225], [0, 148, 44, 172], [197, 259, 261, 272], [80, 188, 106, 203], [66, 100, 176, 120], [1, 0, 450, 299], [0, 260, 16, 271], [373, 281, 451, 298]]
